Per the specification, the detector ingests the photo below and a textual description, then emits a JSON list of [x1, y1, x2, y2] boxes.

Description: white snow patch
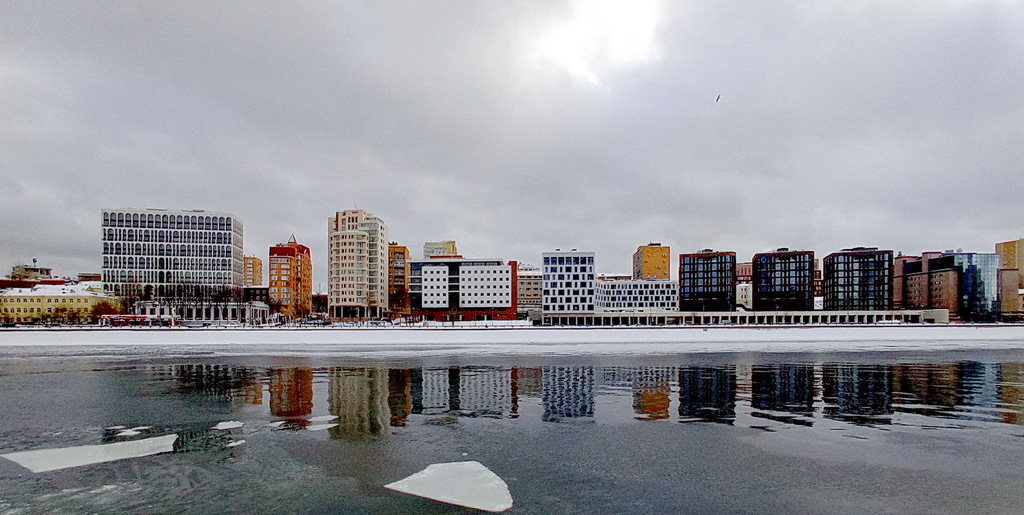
[[212, 421, 243, 430], [1, 435, 178, 473], [305, 423, 338, 431], [384, 461, 512, 512]]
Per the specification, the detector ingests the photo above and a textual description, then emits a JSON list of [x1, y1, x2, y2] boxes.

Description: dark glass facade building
[[823, 247, 893, 310], [752, 248, 815, 311], [678, 250, 736, 311]]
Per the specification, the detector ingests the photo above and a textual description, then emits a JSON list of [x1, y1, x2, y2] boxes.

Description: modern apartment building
[[101, 208, 244, 298], [269, 236, 312, 319], [388, 243, 411, 317], [408, 257, 518, 321], [822, 247, 893, 311], [632, 243, 670, 280], [752, 248, 815, 311], [995, 238, 1024, 317], [423, 240, 458, 258], [678, 250, 736, 311], [542, 249, 595, 314], [595, 276, 678, 311], [897, 251, 1001, 321], [244, 256, 263, 286], [327, 210, 388, 318]]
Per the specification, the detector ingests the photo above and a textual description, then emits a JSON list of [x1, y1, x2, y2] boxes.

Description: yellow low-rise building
[[0, 282, 119, 324]]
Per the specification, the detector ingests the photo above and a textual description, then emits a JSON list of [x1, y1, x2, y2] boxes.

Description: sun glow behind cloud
[[538, 0, 662, 84]]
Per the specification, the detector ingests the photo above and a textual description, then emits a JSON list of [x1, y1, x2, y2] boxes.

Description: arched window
[[116, 213, 124, 226], [132, 214, 140, 227]]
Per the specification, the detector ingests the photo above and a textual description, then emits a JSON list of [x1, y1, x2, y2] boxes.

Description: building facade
[[388, 243, 411, 317], [327, 210, 388, 318], [0, 282, 117, 324], [542, 250, 595, 314], [244, 256, 263, 286], [752, 248, 815, 311], [632, 243, 670, 280], [269, 236, 312, 319], [408, 257, 518, 321], [898, 251, 1001, 322], [101, 208, 244, 298], [678, 250, 736, 311], [516, 264, 543, 318], [996, 238, 1024, 317], [822, 247, 893, 311], [595, 276, 678, 311], [423, 240, 458, 258]]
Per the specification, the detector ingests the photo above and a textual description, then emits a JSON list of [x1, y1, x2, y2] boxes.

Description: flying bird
[[716, 95, 721, 102]]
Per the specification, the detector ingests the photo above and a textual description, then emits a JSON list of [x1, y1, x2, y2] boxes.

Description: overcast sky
[[2, 1, 1022, 287]]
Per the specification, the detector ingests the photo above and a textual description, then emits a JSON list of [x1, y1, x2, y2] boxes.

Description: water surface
[[2, 346, 1023, 513]]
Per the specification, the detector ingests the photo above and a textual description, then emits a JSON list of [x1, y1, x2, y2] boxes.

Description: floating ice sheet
[[384, 461, 512, 512], [309, 415, 338, 422], [1, 434, 178, 473], [212, 421, 244, 430], [305, 423, 337, 431]]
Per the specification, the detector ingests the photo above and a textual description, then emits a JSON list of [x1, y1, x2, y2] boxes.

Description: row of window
[[103, 242, 235, 258], [103, 212, 235, 231], [103, 256, 233, 271]]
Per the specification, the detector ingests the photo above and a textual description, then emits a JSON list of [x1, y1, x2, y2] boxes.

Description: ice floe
[[384, 461, 512, 512], [1, 434, 178, 473], [309, 415, 338, 422], [115, 430, 141, 437], [212, 421, 244, 430], [225, 440, 245, 448], [304, 423, 338, 431]]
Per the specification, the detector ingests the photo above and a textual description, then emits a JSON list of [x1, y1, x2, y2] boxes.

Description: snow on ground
[[2, 326, 1024, 356]]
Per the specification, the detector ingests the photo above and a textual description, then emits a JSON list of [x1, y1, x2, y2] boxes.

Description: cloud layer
[[2, 1, 1022, 284]]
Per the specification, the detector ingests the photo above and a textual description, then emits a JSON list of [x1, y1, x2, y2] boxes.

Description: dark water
[[2, 349, 1024, 514]]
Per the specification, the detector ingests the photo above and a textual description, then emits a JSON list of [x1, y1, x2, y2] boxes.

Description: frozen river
[[2, 328, 1024, 513]]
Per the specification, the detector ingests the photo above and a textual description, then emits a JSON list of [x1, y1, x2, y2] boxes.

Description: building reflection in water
[[268, 368, 314, 426], [388, 369, 412, 427], [169, 365, 263, 405], [154, 360, 1024, 431], [999, 362, 1024, 425], [751, 364, 815, 413], [604, 367, 676, 421], [327, 368, 390, 441], [543, 367, 595, 422], [822, 364, 892, 424], [678, 366, 736, 424]]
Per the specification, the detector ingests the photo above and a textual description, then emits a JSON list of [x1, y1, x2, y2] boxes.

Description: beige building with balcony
[[328, 210, 388, 318]]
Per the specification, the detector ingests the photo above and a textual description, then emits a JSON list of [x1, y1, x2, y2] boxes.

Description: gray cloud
[[2, 1, 1022, 282]]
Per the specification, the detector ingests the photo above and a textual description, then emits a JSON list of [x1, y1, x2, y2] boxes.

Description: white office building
[[101, 208, 244, 298], [327, 209, 388, 318], [542, 250, 595, 314], [595, 276, 678, 311]]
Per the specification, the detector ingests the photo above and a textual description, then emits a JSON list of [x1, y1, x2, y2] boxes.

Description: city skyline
[[2, 2, 1022, 287]]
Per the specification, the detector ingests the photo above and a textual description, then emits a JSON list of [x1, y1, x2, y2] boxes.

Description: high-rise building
[[678, 250, 736, 311], [822, 247, 893, 311], [327, 210, 388, 318], [409, 256, 518, 321], [423, 240, 458, 258], [752, 248, 815, 311], [388, 243, 411, 317], [632, 243, 670, 280], [269, 236, 312, 319], [995, 238, 1024, 317], [244, 256, 263, 286], [542, 250, 595, 314], [101, 208, 243, 298]]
